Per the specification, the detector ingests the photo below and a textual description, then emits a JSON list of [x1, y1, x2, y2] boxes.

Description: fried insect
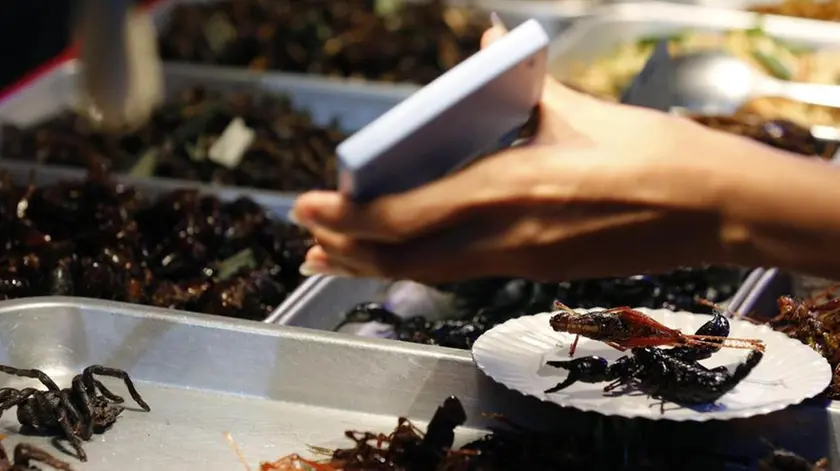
[[0, 170, 312, 320], [336, 268, 744, 350], [550, 301, 765, 357], [545, 313, 764, 412], [758, 441, 829, 471], [750, 0, 840, 22], [691, 114, 838, 159], [261, 396, 466, 471], [158, 1, 487, 84], [546, 346, 764, 413], [2, 87, 345, 193], [747, 283, 840, 399], [0, 365, 150, 461], [0, 441, 73, 471], [263, 396, 806, 470]]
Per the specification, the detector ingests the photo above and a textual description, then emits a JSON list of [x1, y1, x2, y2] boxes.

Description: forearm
[[716, 141, 840, 279]]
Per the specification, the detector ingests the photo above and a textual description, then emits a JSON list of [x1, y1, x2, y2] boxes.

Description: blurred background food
[[750, 0, 840, 21], [0, 169, 312, 320], [689, 113, 837, 158], [157, 0, 488, 84], [568, 28, 840, 128], [2, 87, 344, 191]]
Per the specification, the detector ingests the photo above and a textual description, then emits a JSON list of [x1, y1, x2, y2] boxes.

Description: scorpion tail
[[729, 349, 764, 386]]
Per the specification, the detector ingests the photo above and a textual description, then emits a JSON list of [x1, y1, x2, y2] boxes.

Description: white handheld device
[[336, 19, 549, 203]]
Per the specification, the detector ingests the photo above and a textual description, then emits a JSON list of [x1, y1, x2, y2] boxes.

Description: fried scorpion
[[545, 313, 765, 412]]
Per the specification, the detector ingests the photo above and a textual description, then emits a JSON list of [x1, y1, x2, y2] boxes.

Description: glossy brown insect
[[550, 301, 765, 357], [0, 440, 73, 471]]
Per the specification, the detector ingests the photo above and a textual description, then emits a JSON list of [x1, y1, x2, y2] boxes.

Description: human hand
[[290, 23, 768, 283]]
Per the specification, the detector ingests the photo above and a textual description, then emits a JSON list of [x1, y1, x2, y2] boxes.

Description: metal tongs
[[75, 0, 164, 133]]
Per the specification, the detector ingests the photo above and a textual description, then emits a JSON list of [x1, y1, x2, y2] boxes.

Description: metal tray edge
[[276, 267, 762, 333], [727, 267, 766, 313], [272, 276, 389, 329], [263, 275, 332, 324], [548, 1, 840, 75], [0, 295, 471, 361]]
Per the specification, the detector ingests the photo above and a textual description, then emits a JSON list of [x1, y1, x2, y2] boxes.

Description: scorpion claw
[[545, 356, 611, 393]]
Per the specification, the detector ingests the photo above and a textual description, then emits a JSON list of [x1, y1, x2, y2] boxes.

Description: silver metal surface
[[737, 268, 788, 317], [0, 59, 416, 133], [0, 296, 493, 470], [549, 2, 840, 81], [0, 296, 837, 468], [670, 51, 840, 114], [0, 160, 299, 324], [275, 269, 763, 333], [605, 0, 818, 11], [739, 268, 839, 316], [269, 276, 390, 328]]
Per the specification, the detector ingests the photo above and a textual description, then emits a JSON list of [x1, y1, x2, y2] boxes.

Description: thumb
[[481, 13, 508, 49], [481, 16, 588, 107]]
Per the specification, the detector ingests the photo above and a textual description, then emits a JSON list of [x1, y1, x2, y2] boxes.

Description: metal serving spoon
[[669, 51, 840, 115]]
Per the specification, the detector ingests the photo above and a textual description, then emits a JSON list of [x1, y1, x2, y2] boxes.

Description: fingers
[[481, 14, 507, 49], [300, 223, 508, 283], [292, 184, 464, 243], [291, 148, 530, 242]]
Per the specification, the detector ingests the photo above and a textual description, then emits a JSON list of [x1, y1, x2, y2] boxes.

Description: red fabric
[[0, 0, 166, 103]]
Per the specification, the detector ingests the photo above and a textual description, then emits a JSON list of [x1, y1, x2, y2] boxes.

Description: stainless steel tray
[[0, 59, 416, 133], [150, 0, 598, 61], [548, 1, 840, 81], [0, 296, 837, 469], [604, 0, 810, 11], [273, 268, 765, 333], [0, 59, 415, 193], [264, 275, 388, 326], [0, 160, 300, 323]]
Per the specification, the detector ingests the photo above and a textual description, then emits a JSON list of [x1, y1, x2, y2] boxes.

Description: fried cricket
[[550, 301, 765, 357]]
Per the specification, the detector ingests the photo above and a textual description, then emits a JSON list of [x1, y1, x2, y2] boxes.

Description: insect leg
[[568, 334, 580, 357]]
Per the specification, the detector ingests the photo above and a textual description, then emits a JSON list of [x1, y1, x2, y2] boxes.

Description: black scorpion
[[545, 313, 765, 412]]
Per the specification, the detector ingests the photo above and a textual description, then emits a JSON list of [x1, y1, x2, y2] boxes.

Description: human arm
[[713, 136, 840, 279], [289, 24, 840, 283]]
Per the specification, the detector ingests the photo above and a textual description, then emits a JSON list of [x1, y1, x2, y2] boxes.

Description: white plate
[[471, 308, 832, 421]]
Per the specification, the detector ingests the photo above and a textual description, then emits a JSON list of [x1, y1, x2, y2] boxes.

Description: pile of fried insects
[[158, 0, 487, 84], [244, 397, 826, 471], [2, 87, 345, 192], [338, 268, 746, 350], [0, 168, 312, 320], [746, 284, 840, 399]]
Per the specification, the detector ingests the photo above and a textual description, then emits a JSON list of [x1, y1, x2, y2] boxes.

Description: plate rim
[[470, 307, 833, 422]]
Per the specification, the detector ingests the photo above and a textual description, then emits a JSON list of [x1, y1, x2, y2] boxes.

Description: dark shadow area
[[0, 1, 77, 91], [474, 372, 835, 469]]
